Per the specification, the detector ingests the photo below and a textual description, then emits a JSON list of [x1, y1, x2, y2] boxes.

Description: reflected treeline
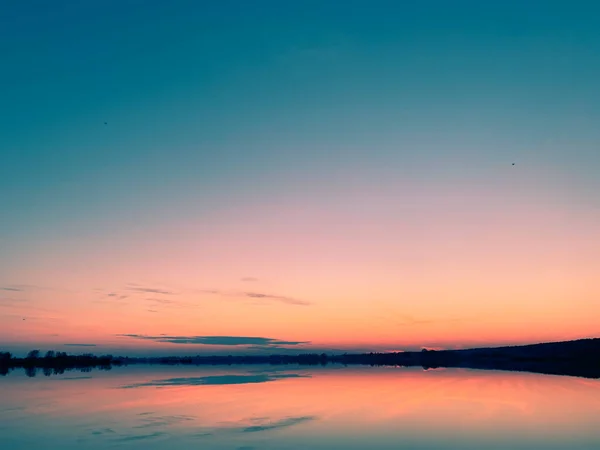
[[133, 338, 600, 379], [2, 338, 599, 378], [0, 350, 121, 377]]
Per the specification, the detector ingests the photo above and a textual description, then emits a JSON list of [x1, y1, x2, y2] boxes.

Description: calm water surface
[[1, 365, 599, 449]]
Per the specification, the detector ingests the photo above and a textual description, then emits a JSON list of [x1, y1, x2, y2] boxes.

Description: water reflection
[[1, 365, 600, 449], [121, 372, 310, 388]]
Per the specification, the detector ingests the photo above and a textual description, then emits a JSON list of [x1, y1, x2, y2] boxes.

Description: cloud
[[0, 297, 28, 306], [121, 373, 308, 388], [128, 287, 174, 295], [243, 292, 310, 306], [147, 309, 158, 313], [64, 343, 97, 347], [240, 277, 258, 282], [146, 298, 176, 305], [0, 287, 22, 291], [144, 297, 200, 311], [200, 289, 310, 306], [117, 334, 309, 347]]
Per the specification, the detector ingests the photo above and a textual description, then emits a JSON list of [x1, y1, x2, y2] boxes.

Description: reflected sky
[[1, 366, 600, 449]]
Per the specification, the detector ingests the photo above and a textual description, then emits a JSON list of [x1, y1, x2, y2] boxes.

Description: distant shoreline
[[2, 338, 599, 379]]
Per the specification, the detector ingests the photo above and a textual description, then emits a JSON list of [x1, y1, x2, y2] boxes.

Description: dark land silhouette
[[2, 338, 599, 378], [0, 350, 119, 377]]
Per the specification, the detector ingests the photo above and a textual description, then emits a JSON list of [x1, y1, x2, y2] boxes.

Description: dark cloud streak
[[118, 334, 309, 347]]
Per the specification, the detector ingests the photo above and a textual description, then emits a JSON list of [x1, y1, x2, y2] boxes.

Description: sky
[[1, 1, 599, 356]]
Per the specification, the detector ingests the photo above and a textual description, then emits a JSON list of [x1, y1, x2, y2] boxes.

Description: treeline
[[0, 350, 122, 377], [2, 338, 599, 378]]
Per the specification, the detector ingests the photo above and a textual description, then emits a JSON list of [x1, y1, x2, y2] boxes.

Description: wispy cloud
[[146, 298, 176, 305], [243, 292, 310, 306], [240, 277, 258, 282], [1, 284, 74, 293], [118, 334, 309, 347], [199, 289, 310, 306], [128, 287, 175, 295], [0, 297, 28, 306], [94, 285, 199, 312], [122, 373, 308, 389], [93, 284, 309, 312], [144, 297, 200, 310], [64, 343, 97, 347]]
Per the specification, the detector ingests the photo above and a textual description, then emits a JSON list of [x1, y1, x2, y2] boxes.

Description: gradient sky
[[1, 1, 599, 356]]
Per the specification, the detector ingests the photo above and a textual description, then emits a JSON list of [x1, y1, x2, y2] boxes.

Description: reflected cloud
[[194, 415, 318, 437], [133, 414, 195, 429], [114, 431, 168, 442], [54, 376, 93, 381], [91, 428, 116, 435], [122, 373, 310, 388], [4, 366, 600, 448], [242, 415, 316, 433]]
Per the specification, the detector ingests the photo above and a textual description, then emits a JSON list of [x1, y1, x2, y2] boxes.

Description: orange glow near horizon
[[1, 181, 599, 353]]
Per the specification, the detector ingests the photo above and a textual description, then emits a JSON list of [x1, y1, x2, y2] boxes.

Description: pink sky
[[2, 174, 598, 355]]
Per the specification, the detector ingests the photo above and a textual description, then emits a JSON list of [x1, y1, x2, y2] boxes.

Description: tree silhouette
[[26, 349, 40, 359]]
